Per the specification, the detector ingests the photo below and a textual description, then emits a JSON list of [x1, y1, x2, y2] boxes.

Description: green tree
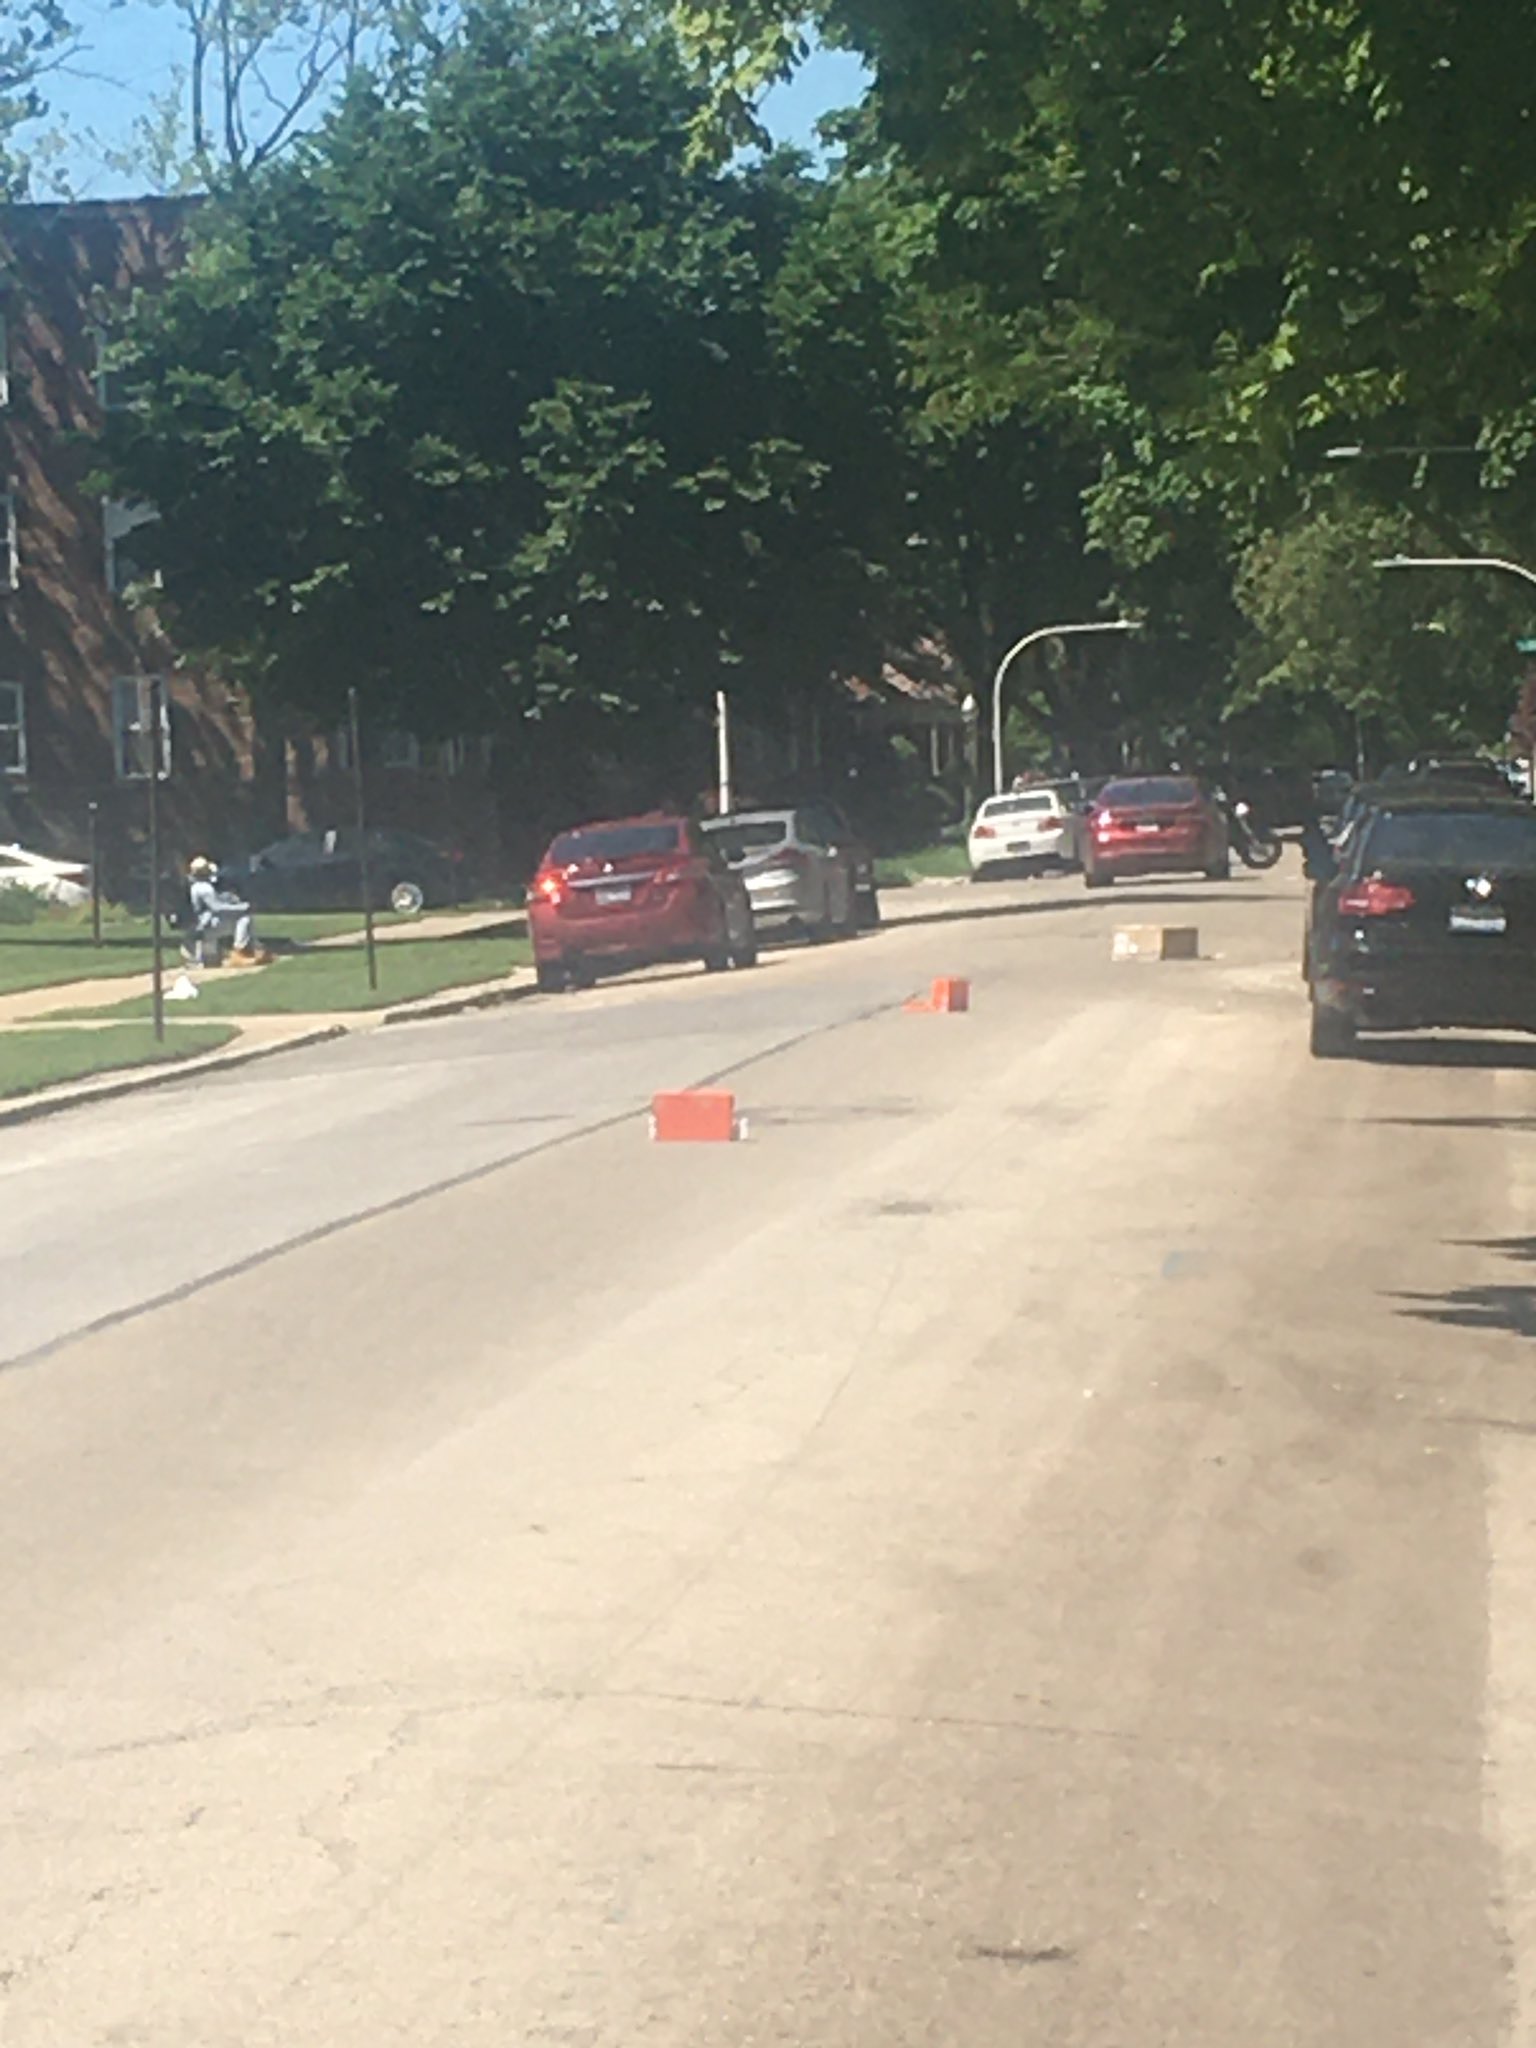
[[1233, 503, 1528, 763], [0, 0, 73, 194], [105, 0, 886, 756]]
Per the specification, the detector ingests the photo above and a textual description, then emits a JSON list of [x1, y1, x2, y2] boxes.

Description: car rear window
[[980, 794, 1057, 818], [548, 823, 683, 864], [1099, 778, 1199, 807], [705, 818, 790, 857], [1367, 810, 1536, 874]]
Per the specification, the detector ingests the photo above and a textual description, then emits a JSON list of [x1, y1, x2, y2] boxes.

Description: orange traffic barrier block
[[905, 977, 971, 1014], [650, 1089, 739, 1143]]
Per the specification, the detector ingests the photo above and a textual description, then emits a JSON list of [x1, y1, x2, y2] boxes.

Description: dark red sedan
[[528, 813, 758, 991], [1082, 776, 1230, 888]]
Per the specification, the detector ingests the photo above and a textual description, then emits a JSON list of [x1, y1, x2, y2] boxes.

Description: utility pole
[[348, 687, 379, 991], [716, 690, 733, 817], [146, 678, 165, 1042]]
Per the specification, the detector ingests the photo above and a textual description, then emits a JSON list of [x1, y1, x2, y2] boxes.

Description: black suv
[[1306, 791, 1536, 1057]]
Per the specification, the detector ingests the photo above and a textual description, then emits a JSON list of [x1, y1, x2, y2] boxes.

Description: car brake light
[[532, 871, 566, 907], [1338, 878, 1415, 917], [656, 861, 700, 886], [973, 824, 997, 840]]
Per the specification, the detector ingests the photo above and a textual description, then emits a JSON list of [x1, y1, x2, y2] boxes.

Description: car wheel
[[535, 960, 567, 993], [856, 889, 882, 928], [729, 926, 758, 969], [390, 879, 426, 916], [1309, 1001, 1357, 1059], [1205, 858, 1232, 881], [1084, 871, 1113, 891]]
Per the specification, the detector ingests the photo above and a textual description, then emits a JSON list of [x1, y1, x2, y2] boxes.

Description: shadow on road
[[1374, 1115, 1536, 1132], [1394, 1284, 1536, 1339], [1394, 1237, 1536, 1342], [1358, 1037, 1536, 1071], [1455, 1235, 1536, 1263], [886, 887, 1293, 931]]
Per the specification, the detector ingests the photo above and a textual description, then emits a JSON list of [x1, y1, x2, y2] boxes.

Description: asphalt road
[[5, 861, 1536, 2044]]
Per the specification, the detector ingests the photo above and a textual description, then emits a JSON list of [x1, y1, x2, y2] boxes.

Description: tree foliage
[[106, 0, 897, 743], [0, 0, 72, 194], [679, 0, 1536, 755]]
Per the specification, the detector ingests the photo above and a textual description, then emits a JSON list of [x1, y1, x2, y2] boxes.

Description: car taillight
[[532, 871, 566, 907], [972, 824, 997, 840], [1338, 878, 1415, 917], [656, 861, 701, 886]]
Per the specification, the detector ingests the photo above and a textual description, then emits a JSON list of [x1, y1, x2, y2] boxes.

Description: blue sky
[[31, 15, 871, 198]]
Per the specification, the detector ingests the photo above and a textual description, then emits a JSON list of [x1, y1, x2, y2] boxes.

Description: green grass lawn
[[55, 935, 532, 1019], [874, 842, 972, 887], [0, 1023, 238, 1099], [0, 919, 156, 996], [0, 906, 518, 997]]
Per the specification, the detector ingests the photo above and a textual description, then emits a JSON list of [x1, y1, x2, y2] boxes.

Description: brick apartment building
[[0, 198, 501, 895]]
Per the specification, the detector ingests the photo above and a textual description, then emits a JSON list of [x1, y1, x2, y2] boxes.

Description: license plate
[[1136, 822, 1161, 834], [595, 885, 632, 906], [1449, 907, 1507, 934]]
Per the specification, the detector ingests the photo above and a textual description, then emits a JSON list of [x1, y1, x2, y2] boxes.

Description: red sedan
[[1082, 776, 1230, 888], [528, 813, 758, 991]]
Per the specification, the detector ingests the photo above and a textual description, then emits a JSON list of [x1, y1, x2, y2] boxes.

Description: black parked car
[[230, 828, 467, 914], [1306, 791, 1536, 1057]]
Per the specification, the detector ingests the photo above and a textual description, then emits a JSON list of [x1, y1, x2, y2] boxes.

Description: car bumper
[[743, 878, 817, 924], [530, 898, 711, 962], [970, 835, 1071, 870], [1315, 963, 1536, 1033], [1088, 845, 1210, 876]]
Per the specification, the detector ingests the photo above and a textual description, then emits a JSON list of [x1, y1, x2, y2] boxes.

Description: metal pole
[[88, 800, 101, 947], [348, 687, 378, 991], [991, 620, 1142, 794], [716, 689, 733, 816], [146, 679, 164, 1042], [1375, 553, 1536, 593]]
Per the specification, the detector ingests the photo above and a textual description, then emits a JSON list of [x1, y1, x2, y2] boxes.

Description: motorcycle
[[1225, 797, 1284, 870]]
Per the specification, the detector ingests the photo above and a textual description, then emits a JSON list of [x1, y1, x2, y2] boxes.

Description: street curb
[[0, 1025, 350, 1132], [380, 973, 539, 1026]]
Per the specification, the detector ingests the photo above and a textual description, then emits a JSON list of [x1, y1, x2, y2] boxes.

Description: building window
[[89, 324, 131, 412], [104, 499, 160, 597], [0, 487, 18, 593], [0, 682, 24, 775], [112, 676, 171, 780]]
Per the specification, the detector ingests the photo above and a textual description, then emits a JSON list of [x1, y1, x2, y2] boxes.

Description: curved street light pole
[[1375, 553, 1536, 593], [991, 619, 1142, 795]]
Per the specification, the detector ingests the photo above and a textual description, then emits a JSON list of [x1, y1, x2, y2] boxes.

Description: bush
[[0, 885, 43, 925]]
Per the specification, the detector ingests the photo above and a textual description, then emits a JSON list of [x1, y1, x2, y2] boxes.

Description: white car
[[967, 787, 1082, 877], [0, 842, 91, 906]]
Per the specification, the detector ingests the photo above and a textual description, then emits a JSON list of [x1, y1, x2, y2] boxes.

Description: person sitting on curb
[[185, 855, 270, 966]]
